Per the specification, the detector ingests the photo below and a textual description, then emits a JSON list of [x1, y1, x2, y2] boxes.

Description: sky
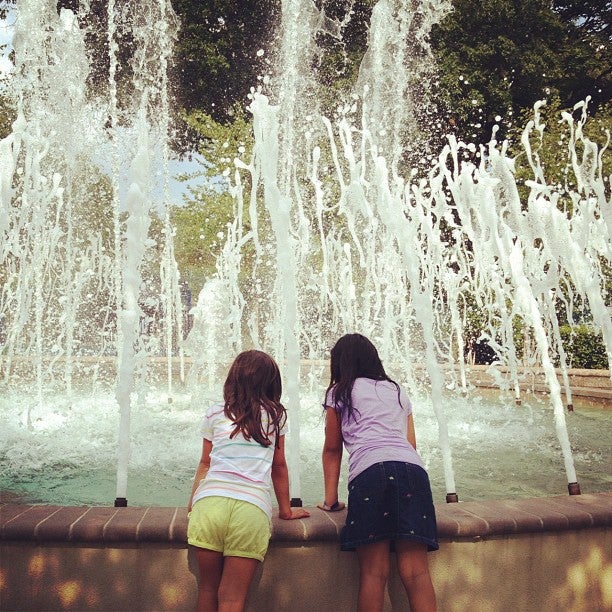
[[0, 8, 15, 78]]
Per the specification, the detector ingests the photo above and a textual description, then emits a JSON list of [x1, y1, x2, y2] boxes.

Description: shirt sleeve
[[280, 416, 289, 437], [201, 404, 220, 440], [323, 387, 336, 409], [400, 386, 412, 415]]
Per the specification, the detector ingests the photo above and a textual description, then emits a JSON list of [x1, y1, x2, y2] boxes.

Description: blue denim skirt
[[341, 461, 439, 552]]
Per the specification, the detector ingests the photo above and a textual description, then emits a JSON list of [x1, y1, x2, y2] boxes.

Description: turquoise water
[[1, 387, 610, 507]]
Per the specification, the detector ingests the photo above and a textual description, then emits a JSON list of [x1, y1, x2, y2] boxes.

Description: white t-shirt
[[191, 403, 288, 520]]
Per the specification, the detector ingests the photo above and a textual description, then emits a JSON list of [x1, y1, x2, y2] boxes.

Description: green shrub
[[558, 325, 608, 369]]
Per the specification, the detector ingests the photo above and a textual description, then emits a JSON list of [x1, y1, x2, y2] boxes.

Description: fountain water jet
[[1, 0, 182, 506]]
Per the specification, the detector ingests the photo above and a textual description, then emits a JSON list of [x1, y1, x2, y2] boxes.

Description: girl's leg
[[195, 548, 224, 612], [395, 540, 436, 612], [217, 556, 260, 612], [356, 540, 391, 612]]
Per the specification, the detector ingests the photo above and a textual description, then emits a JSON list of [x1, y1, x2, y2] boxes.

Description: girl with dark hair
[[319, 334, 438, 612], [188, 350, 309, 612]]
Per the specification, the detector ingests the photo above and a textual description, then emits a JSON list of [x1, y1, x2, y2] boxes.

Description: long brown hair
[[325, 333, 401, 422], [223, 350, 287, 447]]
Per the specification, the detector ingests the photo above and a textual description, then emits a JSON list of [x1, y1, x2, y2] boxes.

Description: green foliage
[[170, 109, 256, 291], [60, 158, 115, 251], [182, 108, 253, 179], [313, 0, 374, 111], [55, 0, 143, 107], [170, 0, 279, 123], [40, 0, 610, 158], [170, 192, 235, 291], [553, 0, 610, 35], [552, 1, 610, 103], [558, 325, 608, 369], [429, 0, 611, 142]]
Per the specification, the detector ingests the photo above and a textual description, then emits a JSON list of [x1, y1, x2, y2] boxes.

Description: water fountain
[[1, 0, 610, 510]]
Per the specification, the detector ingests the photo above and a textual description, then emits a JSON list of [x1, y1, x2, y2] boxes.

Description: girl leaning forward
[[188, 350, 309, 612], [320, 333, 438, 612]]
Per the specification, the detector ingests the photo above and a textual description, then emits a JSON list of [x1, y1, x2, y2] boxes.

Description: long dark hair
[[223, 350, 287, 447], [325, 333, 401, 422]]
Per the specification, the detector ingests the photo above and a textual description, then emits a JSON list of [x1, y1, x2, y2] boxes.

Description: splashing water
[[0, 386, 609, 506], [1, 0, 610, 505], [1, 0, 182, 504]]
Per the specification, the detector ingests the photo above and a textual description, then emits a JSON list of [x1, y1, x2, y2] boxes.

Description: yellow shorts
[[187, 496, 271, 562]]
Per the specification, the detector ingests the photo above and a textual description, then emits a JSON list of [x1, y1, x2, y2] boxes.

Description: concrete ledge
[[2, 493, 611, 545], [1, 494, 611, 611], [2, 493, 610, 545], [460, 366, 612, 404], [2, 359, 610, 404]]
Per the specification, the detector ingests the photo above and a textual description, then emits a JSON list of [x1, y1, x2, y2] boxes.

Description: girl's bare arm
[[188, 438, 212, 511], [321, 407, 343, 507], [407, 413, 417, 449], [272, 435, 310, 520]]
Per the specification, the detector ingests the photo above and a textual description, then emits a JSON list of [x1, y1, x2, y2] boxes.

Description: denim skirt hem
[[341, 533, 439, 552]]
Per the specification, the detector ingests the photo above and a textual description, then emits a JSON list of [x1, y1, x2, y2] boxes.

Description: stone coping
[[1, 493, 610, 547]]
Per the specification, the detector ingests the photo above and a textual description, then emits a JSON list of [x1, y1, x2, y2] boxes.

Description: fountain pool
[[1, 380, 609, 507]]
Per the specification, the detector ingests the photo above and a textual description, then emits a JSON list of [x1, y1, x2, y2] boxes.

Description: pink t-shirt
[[325, 378, 424, 483]]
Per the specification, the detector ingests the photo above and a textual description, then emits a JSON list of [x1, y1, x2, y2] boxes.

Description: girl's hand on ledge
[[279, 508, 311, 520], [316, 501, 346, 512]]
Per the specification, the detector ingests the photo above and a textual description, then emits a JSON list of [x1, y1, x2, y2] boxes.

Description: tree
[[312, 0, 374, 109], [170, 192, 234, 291], [27, 0, 278, 152], [429, 0, 611, 142], [171, 1, 279, 121], [553, 0, 610, 37], [169, 109, 254, 292], [551, 0, 611, 107]]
